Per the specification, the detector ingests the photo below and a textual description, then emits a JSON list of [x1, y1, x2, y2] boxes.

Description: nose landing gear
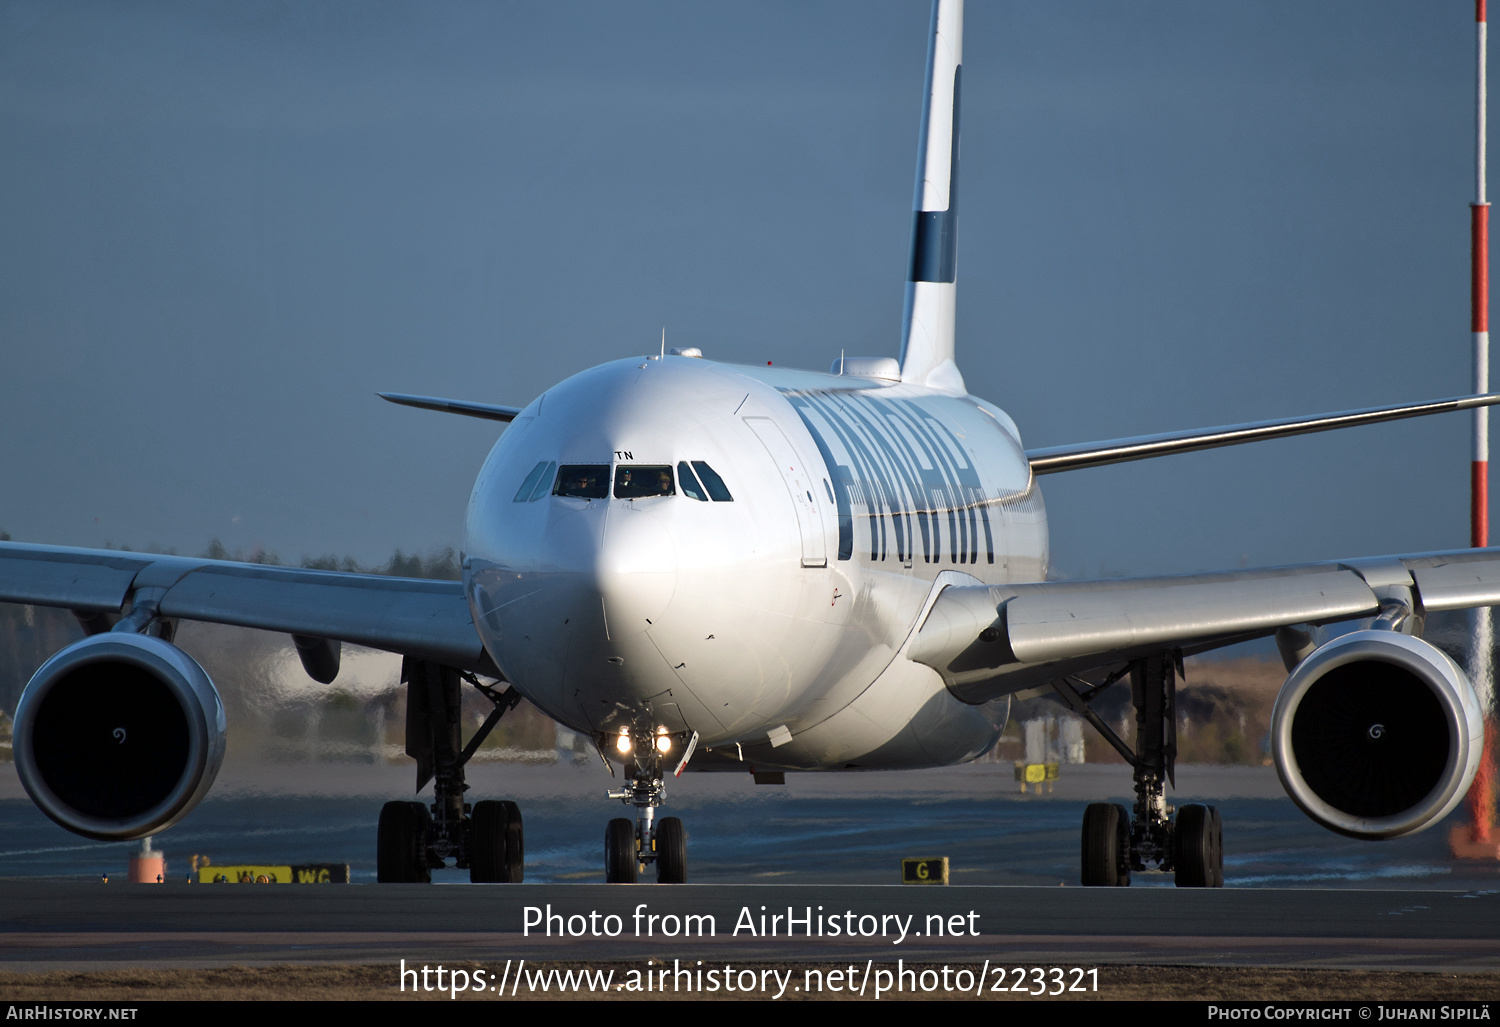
[[602, 729, 692, 883]]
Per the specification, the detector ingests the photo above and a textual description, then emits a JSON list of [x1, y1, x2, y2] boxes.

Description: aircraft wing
[[0, 540, 496, 675], [907, 548, 1500, 702], [377, 392, 523, 422], [1025, 393, 1500, 474]]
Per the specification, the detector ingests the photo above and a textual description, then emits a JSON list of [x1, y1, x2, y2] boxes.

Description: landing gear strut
[[601, 728, 693, 883], [1055, 652, 1224, 888], [377, 659, 526, 883]]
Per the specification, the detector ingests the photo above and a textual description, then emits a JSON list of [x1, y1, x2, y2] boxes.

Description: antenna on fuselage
[[661, 328, 666, 359]]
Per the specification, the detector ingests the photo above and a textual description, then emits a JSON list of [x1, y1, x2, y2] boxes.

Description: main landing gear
[[601, 727, 694, 883], [1055, 652, 1224, 888], [377, 659, 527, 883]]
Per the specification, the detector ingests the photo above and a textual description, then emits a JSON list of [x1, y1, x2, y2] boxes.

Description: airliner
[[6, 1, 1500, 888]]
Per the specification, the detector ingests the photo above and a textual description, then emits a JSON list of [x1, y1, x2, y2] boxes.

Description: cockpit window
[[513, 460, 556, 502], [529, 462, 558, 501], [691, 460, 733, 502], [553, 464, 610, 499], [614, 465, 675, 499], [513, 461, 549, 502], [676, 461, 708, 502]]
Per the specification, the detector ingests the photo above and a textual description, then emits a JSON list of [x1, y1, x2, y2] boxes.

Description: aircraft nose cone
[[597, 507, 676, 639]]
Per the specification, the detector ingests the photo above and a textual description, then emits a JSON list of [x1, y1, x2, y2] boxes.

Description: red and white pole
[[1475, 0, 1490, 551], [1465, 0, 1497, 849]]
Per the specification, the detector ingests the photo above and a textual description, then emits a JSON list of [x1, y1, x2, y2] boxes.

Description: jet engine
[[1271, 630, 1483, 840], [13, 633, 226, 841]]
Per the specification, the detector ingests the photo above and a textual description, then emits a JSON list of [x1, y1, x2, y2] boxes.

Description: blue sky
[[0, 1, 1486, 578]]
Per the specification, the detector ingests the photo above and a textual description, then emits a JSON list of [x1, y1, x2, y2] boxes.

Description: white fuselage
[[462, 354, 1047, 770]]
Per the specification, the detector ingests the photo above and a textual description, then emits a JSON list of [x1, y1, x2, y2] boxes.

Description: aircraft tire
[[1173, 803, 1215, 888], [655, 816, 687, 884], [501, 800, 524, 882], [469, 800, 511, 883], [1209, 805, 1224, 888], [605, 817, 637, 883], [377, 800, 432, 883], [1081, 802, 1129, 886]]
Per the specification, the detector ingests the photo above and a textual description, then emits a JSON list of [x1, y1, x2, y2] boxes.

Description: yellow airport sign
[[901, 856, 949, 884], [198, 863, 349, 884]]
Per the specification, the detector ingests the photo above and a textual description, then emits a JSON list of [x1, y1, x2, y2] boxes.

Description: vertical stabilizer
[[899, 0, 966, 394]]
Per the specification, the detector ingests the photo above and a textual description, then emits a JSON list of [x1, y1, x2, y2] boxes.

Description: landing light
[[655, 734, 672, 754], [615, 729, 632, 755]]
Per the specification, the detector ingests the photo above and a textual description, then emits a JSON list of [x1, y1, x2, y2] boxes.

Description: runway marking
[[1384, 905, 1432, 917], [0, 842, 118, 858]]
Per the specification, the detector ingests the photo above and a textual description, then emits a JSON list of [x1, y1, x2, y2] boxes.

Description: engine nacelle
[[1271, 630, 1483, 839], [13, 633, 226, 841]]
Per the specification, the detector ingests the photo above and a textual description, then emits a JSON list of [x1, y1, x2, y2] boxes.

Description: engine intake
[[13, 633, 226, 841], [1271, 630, 1483, 839]]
